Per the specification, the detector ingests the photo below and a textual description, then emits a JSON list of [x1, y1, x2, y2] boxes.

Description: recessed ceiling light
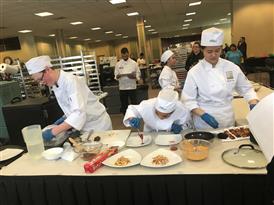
[[227, 13, 231, 16], [145, 25, 151, 28], [115, 33, 122, 36], [127, 12, 139, 16], [186, 12, 196, 16], [18, 30, 32, 33], [182, 27, 188, 30], [148, 29, 155, 32], [84, 38, 91, 41], [184, 19, 192, 22], [69, 36, 78, 39], [109, 0, 126, 4], [70, 21, 83, 25], [105, 31, 113, 34], [49, 34, 55, 37], [91, 27, 101, 30], [189, 1, 201, 6], [122, 36, 128, 38], [144, 20, 147, 23], [183, 24, 190, 27], [34, 12, 54, 17], [95, 40, 101, 42], [220, 18, 227, 21], [151, 32, 158, 34]]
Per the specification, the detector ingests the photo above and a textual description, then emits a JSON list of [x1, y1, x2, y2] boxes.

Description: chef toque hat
[[26, 55, 52, 75], [201, 27, 224, 46], [155, 89, 178, 113], [160, 50, 174, 63]]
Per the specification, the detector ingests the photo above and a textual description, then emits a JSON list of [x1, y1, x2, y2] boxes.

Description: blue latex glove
[[249, 104, 256, 110], [171, 123, 182, 134], [54, 116, 66, 125], [42, 129, 55, 141], [129, 118, 141, 129], [201, 113, 219, 129]]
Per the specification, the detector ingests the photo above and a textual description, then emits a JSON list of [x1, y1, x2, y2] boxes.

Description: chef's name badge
[[226, 71, 234, 81]]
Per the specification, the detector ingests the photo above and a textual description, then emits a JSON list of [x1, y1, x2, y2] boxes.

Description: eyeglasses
[[34, 71, 45, 82]]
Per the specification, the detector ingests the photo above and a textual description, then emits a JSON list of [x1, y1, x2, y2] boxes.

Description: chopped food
[[182, 141, 209, 161], [222, 127, 251, 140], [114, 156, 130, 166], [152, 155, 169, 165]]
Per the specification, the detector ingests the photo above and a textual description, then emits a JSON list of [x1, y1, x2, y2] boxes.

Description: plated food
[[126, 134, 152, 147], [152, 155, 169, 165], [114, 156, 131, 166], [154, 134, 182, 146], [217, 126, 251, 141]]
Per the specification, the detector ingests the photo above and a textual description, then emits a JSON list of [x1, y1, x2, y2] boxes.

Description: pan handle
[[238, 144, 255, 150]]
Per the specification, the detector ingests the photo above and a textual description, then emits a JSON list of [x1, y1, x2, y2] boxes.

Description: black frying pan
[[184, 131, 214, 141]]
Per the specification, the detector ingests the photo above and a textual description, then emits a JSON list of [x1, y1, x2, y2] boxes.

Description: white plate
[[106, 140, 125, 150], [212, 125, 250, 142], [0, 148, 24, 161], [126, 134, 152, 147], [42, 147, 64, 160], [102, 149, 142, 168], [154, 134, 182, 146], [140, 148, 182, 168]]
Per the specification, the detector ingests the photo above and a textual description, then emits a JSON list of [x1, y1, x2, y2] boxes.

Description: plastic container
[[21, 125, 45, 159], [74, 141, 103, 161], [179, 139, 210, 161]]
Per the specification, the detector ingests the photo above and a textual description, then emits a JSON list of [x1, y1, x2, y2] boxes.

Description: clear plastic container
[[179, 139, 210, 161]]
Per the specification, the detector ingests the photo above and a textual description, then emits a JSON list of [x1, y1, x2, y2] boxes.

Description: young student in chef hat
[[26, 55, 112, 141], [123, 88, 191, 133], [158, 50, 181, 92], [181, 27, 258, 130]]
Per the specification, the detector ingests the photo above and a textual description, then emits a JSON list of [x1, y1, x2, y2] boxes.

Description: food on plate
[[170, 145, 178, 151], [94, 136, 101, 142], [114, 156, 131, 166], [221, 127, 251, 140], [152, 155, 169, 165]]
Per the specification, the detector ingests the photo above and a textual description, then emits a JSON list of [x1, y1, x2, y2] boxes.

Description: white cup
[[22, 125, 45, 159]]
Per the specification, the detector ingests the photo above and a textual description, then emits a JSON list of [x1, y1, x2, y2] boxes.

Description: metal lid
[[222, 144, 267, 169]]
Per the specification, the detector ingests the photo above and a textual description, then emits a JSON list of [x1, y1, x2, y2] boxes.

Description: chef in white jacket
[[182, 27, 258, 129], [123, 89, 191, 133], [26, 56, 112, 141], [158, 50, 180, 91]]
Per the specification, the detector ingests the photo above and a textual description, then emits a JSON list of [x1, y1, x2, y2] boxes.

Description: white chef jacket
[[137, 58, 146, 69], [123, 98, 191, 132], [182, 58, 258, 129], [158, 65, 180, 90], [114, 58, 140, 90], [52, 70, 112, 132]]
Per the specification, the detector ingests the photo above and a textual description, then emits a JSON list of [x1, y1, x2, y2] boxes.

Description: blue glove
[[129, 118, 141, 129], [171, 123, 182, 134], [42, 129, 55, 141], [249, 104, 256, 110], [54, 116, 66, 125], [201, 113, 219, 129]]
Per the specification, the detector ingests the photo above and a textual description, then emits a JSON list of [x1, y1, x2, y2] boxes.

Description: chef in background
[[182, 27, 258, 129], [123, 88, 191, 133], [26, 56, 112, 141], [158, 50, 181, 92]]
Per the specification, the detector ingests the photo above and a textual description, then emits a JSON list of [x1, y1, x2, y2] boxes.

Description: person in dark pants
[[137, 53, 147, 84], [115, 47, 141, 114], [185, 42, 204, 71], [237, 36, 247, 62]]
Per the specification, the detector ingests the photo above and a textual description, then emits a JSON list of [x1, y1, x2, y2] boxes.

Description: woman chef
[[158, 50, 181, 91], [26, 56, 112, 141], [182, 27, 258, 129], [123, 88, 191, 133]]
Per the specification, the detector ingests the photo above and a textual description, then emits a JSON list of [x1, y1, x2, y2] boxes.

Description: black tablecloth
[[0, 174, 272, 205]]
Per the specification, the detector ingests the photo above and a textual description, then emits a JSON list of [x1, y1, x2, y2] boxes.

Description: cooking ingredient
[[170, 146, 178, 151], [182, 141, 209, 161], [152, 155, 169, 165], [114, 156, 130, 166]]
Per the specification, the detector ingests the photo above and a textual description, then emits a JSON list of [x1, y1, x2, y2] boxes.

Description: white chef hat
[[25, 55, 52, 75], [160, 50, 174, 63], [201, 27, 224, 46], [155, 89, 178, 113]]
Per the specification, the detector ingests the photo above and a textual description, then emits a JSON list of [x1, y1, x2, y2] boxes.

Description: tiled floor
[[110, 85, 160, 130]]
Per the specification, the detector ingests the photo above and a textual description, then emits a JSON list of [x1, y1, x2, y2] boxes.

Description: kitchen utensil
[[184, 131, 214, 141], [137, 128, 144, 144], [180, 139, 210, 161], [222, 144, 267, 169]]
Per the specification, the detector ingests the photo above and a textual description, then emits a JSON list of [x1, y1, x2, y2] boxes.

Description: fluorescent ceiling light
[[189, 1, 201, 6], [105, 31, 113, 34], [35, 12, 54, 17], [70, 21, 83, 25], [214, 22, 220, 25], [49, 34, 55, 37], [145, 25, 151, 28], [148, 29, 155, 32], [186, 12, 196, 16], [69, 36, 78, 39], [91, 27, 101, 30], [220, 18, 227, 21], [182, 27, 188, 30], [18, 30, 32, 33], [174, 35, 180, 37], [227, 13, 231, 16], [122, 36, 128, 38], [109, 0, 126, 4], [151, 32, 158, 34], [127, 12, 139, 16], [184, 19, 192, 22], [192, 33, 197, 35], [115, 33, 122, 36], [84, 38, 91, 41], [183, 24, 190, 26], [95, 40, 101, 42]]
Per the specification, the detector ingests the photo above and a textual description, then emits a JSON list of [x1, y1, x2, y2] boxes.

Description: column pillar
[[136, 17, 148, 62], [55, 29, 67, 57]]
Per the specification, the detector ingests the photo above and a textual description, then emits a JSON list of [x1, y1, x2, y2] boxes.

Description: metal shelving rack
[[51, 51, 101, 93]]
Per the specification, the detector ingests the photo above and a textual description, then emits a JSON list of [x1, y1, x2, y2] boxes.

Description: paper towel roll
[[0, 63, 19, 74]]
